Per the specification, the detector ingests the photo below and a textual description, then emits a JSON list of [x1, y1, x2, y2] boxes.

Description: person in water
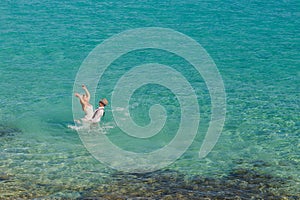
[[74, 84, 94, 121], [90, 98, 108, 123]]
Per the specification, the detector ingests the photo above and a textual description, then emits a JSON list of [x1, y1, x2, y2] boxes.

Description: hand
[[74, 93, 80, 97], [82, 84, 86, 89]]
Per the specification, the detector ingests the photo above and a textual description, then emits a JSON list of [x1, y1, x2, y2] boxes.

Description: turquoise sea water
[[1, 0, 299, 198]]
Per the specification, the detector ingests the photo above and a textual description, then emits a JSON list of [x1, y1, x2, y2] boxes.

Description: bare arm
[[75, 92, 82, 100], [82, 85, 90, 101], [75, 93, 87, 109]]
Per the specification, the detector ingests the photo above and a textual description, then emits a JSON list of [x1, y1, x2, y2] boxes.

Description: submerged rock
[[78, 168, 297, 199], [0, 124, 22, 137], [252, 160, 272, 167], [0, 168, 297, 199], [0, 173, 12, 182], [42, 191, 81, 199]]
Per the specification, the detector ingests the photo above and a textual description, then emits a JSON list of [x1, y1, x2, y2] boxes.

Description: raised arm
[[82, 84, 90, 101], [75, 92, 82, 100], [75, 93, 86, 109]]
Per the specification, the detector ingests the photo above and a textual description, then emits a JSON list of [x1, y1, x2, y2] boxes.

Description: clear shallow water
[[0, 0, 299, 198]]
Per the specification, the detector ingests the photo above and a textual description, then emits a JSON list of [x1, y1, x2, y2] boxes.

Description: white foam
[[67, 122, 115, 134], [67, 124, 83, 131]]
